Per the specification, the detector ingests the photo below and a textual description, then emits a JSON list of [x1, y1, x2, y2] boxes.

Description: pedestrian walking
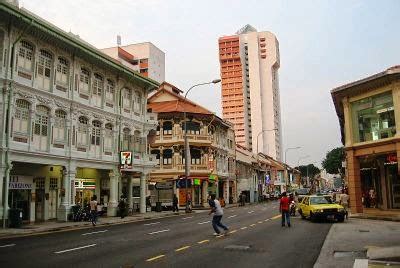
[[208, 194, 229, 236], [172, 194, 179, 213], [118, 195, 127, 219], [279, 192, 291, 227], [340, 189, 350, 219], [90, 195, 98, 226]]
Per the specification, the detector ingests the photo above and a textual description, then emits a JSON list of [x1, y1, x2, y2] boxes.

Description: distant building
[[101, 42, 165, 83], [332, 66, 400, 213], [218, 25, 282, 160]]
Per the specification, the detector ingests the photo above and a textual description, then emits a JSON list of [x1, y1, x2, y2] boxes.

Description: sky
[[22, 0, 400, 167]]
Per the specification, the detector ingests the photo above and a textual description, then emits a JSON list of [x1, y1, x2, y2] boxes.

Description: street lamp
[[184, 79, 221, 213], [256, 128, 278, 156], [284, 146, 301, 189]]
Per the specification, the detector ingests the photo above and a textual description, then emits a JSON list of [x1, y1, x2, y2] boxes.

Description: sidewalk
[[0, 210, 206, 239], [351, 208, 400, 222], [314, 218, 400, 268]]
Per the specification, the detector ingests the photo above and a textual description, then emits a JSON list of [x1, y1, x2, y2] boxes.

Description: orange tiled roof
[[148, 100, 212, 115]]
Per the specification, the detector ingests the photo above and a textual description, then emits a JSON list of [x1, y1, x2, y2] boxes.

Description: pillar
[[202, 180, 208, 207], [0, 164, 5, 221], [30, 181, 36, 223], [224, 180, 230, 204], [140, 173, 147, 214], [346, 149, 363, 213], [57, 163, 75, 221], [107, 169, 119, 216], [128, 177, 133, 209]]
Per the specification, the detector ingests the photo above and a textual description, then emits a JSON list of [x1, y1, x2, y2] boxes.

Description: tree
[[296, 164, 320, 178], [322, 147, 345, 174]]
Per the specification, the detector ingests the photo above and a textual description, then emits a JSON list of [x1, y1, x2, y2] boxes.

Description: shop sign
[[265, 174, 270, 185], [193, 178, 201, 186], [120, 151, 133, 169], [386, 154, 397, 164], [209, 174, 218, 181], [9, 176, 33, 189], [155, 181, 173, 190], [176, 179, 191, 188], [75, 178, 96, 189]]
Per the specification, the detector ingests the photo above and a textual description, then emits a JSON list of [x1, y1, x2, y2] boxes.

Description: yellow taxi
[[298, 195, 346, 222]]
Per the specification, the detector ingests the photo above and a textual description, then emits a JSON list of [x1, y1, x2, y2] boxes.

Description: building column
[[224, 180, 230, 204], [128, 176, 133, 209], [0, 164, 6, 221], [346, 149, 363, 213], [107, 169, 119, 216], [140, 173, 147, 214], [202, 180, 208, 207], [58, 163, 75, 221]]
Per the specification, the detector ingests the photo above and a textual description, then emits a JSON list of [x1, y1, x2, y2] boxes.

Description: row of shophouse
[[0, 2, 299, 226]]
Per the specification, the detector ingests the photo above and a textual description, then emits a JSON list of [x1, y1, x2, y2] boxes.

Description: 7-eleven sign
[[120, 151, 132, 169]]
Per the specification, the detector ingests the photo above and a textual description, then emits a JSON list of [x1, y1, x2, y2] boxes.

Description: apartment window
[[56, 57, 69, 86], [163, 149, 172, 165], [163, 121, 172, 135], [106, 79, 115, 103], [351, 91, 396, 142], [79, 68, 90, 95], [54, 109, 66, 142], [182, 121, 200, 135], [191, 148, 201, 165], [92, 73, 103, 107], [139, 58, 148, 64], [123, 88, 132, 110], [132, 60, 138, 65], [77, 116, 88, 146], [104, 123, 113, 151], [17, 40, 34, 71], [134, 91, 141, 113], [37, 50, 53, 91], [13, 99, 30, 134], [91, 120, 101, 146], [140, 68, 148, 73], [151, 149, 160, 164], [122, 127, 131, 150], [34, 105, 49, 136]]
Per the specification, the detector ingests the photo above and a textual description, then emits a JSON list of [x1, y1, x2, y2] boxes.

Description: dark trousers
[[212, 215, 228, 234], [281, 210, 290, 226], [173, 203, 179, 212], [90, 210, 97, 226]]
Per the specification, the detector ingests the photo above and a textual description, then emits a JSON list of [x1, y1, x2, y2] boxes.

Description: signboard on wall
[[120, 151, 133, 169], [9, 176, 33, 189]]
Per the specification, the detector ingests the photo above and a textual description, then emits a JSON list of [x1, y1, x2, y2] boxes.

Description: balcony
[[146, 112, 158, 125], [176, 164, 210, 172], [154, 133, 212, 146], [130, 153, 159, 167]]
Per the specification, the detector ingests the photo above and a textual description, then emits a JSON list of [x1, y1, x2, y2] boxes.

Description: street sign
[[155, 181, 173, 190], [176, 179, 191, 188]]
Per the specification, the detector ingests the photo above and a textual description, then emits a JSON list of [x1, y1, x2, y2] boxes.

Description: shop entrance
[[35, 177, 45, 221], [385, 159, 400, 209], [9, 190, 30, 221]]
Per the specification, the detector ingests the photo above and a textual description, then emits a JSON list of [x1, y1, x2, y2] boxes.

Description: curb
[[349, 215, 400, 222]]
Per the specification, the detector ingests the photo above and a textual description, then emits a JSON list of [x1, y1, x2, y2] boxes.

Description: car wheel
[[337, 216, 345, 222], [299, 209, 306, 219], [310, 212, 316, 222]]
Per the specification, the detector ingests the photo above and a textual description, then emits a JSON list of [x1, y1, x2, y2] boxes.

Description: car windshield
[[310, 196, 333, 205], [296, 188, 309, 195]]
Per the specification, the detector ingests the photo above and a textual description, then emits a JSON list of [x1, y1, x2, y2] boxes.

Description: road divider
[[271, 215, 281, 220], [54, 244, 96, 254], [227, 215, 237, 219], [248, 211, 254, 214], [144, 222, 160, 226], [250, 224, 256, 227], [241, 227, 248, 230], [0, 243, 15, 248], [197, 221, 210, 225], [148, 229, 170, 235], [229, 230, 237, 234], [81, 230, 108, 236], [198, 240, 209, 244], [182, 216, 193, 220], [175, 246, 190, 252], [146, 254, 165, 262]]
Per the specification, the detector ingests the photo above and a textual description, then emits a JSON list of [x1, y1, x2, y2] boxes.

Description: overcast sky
[[22, 0, 400, 167]]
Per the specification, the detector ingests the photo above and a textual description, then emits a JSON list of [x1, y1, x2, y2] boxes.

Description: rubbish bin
[[155, 202, 162, 212], [9, 208, 23, 228]]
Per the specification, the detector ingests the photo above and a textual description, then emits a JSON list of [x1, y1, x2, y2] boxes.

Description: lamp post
[[183, 79, 221, 213], [256, 128, 278, 157], [284, 146, 301, 190]]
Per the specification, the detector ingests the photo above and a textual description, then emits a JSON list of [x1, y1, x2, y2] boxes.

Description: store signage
[[120, 151, 133, 169], [209, 174, 218, 181], [9, 176, 33, 189], [155, 181, 173, 190], [193, 178, 201, 186], [265, 174, 270, 185], [385, 154, 397, 165], [176, 179, 192, 188], [75, 179, 96, 189]]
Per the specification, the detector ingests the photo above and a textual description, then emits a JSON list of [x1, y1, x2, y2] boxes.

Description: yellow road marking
[[258, 221, 263, 224], [241, 226, 247, 230], [175, 246, 190, 252], [250, 224, 256, 227], [146, 254, 165, 262], [264, 219, 270, 222], [198, 240, 209, 244], [271, 214, 281, 220], [229, 230, 237, 234]]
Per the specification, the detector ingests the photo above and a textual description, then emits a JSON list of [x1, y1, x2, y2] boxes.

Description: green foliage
[[296, 164, 320, 178], [322, 147, 345, 174]]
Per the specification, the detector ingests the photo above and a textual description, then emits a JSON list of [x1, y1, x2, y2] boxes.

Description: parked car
[[298, 195, 346, 222]]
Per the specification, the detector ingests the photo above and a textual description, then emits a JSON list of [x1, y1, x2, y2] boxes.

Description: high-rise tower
[[218, 25, 282, 160]]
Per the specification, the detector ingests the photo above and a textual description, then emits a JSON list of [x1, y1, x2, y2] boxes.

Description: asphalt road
[[0, 201, 332, 268]]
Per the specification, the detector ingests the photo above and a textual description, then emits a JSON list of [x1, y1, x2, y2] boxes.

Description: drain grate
[[334, 250, 367, 258]]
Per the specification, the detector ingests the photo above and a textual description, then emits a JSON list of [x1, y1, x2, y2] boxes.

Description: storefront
[[74, 178, 96, 206], [8, 175, 33, 222]]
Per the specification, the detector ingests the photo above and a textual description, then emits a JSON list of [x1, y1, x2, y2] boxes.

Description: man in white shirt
[[90, 195, 98, 226], [209, 194, 229, 236]]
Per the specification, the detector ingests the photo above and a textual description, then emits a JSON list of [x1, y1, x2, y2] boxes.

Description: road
[[0, 201, 332, 268]]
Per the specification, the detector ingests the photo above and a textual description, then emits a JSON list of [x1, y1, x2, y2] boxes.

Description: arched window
[[105, 79, 115, 104], [56, 57, 69, 87], [163, 121, 172, 135], [34, 105, 50, 151], [123, 88, 132, 110], [77, 116, 88, 146], [190, 148, 201, 165], [17, 40, 34, 72], [91, 120, 101, 146], [163, 149, 172, 165], [122, 127, 131, 150], [104, 123, 113, 151], [79, 67, 90, 94], [54, 109, 67, 142], [151, 149, 160, 164], [14, 99, 30, 134], [92, 73, 103, 107], [182, 121, 200, 135], [37, 49, 53, 91]]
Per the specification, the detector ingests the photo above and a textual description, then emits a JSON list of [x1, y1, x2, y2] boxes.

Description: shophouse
[[332, 66, 400, 213], [0, 2, 158, 225], [147, 82, 236, 208]]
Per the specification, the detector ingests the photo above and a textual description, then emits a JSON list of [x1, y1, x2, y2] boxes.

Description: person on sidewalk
[[340, 189, 349, 219], [118, 195, 127, 219], [279, 192, 291, 227], [172, 194, 179, 213], [90, 195, 98, 226], [209, 194, 229, 236]]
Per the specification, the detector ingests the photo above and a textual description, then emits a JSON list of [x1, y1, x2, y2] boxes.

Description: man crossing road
[[209, 194, 229, 236]]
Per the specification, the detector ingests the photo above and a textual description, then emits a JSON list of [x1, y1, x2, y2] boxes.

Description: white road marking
[[198, 221, 210, 225], [228, 215, 237, 219], [54, 244, 96, 254], [0, 244, 15, 248], [144, 222, 161, 226], [81, 230, 108, 236], [148, 229, 170, 235], [182, 216, 193, 220], [248, 210, 255, 214]]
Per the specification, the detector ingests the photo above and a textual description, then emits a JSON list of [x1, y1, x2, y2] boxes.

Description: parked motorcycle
[[290, 201, 296, 216]]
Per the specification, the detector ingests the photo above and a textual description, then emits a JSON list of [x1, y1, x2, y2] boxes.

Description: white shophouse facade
[[0, 2, 158, 225]]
